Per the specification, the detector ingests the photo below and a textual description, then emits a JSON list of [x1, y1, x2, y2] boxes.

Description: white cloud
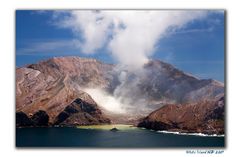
[[17, 39, 81, 55], [55, 11, 112, 54], [83, 88, 126, 114], [47, 10, 224, 115], [53, 10, 209, 68]]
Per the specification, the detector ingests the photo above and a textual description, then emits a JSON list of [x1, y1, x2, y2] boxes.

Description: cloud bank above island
[[15, 10, 225, 115], [16, 10, 224, 82], [52, 10, 217, 68]]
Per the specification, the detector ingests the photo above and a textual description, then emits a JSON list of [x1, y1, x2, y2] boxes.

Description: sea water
[[16, 125, 224, 147]]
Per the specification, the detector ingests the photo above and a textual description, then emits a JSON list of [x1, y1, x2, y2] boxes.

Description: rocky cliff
[[54, 98, 111, 126], [137, 96, 225, 135], [16, 57, 112, 126], [16, 56, 224, 128]]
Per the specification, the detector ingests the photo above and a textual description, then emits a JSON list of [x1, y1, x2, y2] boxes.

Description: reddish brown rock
[[16, 57, 113, 125], [16, 56, 224, 127], [138, 96, 225, 135], [54, 98, 111, 126]]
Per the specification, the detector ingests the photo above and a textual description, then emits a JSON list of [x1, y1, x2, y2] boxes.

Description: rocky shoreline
[[16, 57, 225, 135], [137, 96, 224, 135], [16, 97, 111, 128], [16, 95, 225, 135]]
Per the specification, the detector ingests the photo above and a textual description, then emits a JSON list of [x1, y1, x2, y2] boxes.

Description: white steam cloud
[[84, 88, 126, 114], [53, 10, 215, 115], [55, 10, 208, 68]]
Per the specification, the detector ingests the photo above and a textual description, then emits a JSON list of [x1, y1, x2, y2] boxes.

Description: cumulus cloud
[[53, 10, 209, 68]]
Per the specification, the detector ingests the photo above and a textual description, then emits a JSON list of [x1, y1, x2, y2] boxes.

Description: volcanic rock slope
[[141, 60, 224, 103], [16, 56, 224, 126], [138, 96, 225, 135], [16, 57, 113, 126]]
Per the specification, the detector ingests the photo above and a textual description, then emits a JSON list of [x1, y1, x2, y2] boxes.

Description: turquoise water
[[16, 126, 224, 147]]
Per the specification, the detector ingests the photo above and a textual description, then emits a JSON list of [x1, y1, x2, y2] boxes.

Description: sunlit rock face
[[104, 59, 224, 115], [16, 57, 113, 124], [16, 56, 224, 125], [138, 96, 225, 135]]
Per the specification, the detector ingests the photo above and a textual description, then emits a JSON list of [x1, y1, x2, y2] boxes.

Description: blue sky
[[16, 10, 225, 82]]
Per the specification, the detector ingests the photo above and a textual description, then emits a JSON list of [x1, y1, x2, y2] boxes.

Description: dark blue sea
[[16, 127, 224, 148]]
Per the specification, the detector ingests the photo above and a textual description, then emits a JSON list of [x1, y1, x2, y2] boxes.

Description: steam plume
[[54, 10, 207, 68], [53, 11, 217, 115]]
